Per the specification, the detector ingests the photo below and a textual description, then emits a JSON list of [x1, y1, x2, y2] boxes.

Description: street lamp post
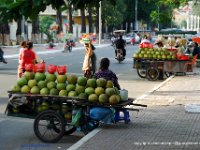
[[99, 1, 102, 45]]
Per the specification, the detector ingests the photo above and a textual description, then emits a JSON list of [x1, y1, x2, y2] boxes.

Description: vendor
[[94, 57, 120, 90], [154, 40, 164, 48], [192, 42, 200, 59]]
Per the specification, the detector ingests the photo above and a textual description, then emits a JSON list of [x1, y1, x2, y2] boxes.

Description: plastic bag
[[48, 64, 57, 74], [57, 65, 67, 75], [71, 108, 82, 127], [89, 107, 115, 124], [34, 62, 46, 73], [25, 64, 35, 72]]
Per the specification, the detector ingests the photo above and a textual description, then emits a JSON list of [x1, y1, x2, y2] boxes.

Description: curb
[[4, 44, 110, 59], [67, 76, 175, 150]]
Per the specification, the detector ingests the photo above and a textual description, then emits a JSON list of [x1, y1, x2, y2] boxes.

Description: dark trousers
[[91, 53, 96, 74]]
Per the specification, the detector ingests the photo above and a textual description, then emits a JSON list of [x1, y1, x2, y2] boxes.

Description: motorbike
[[115, 48, 125, 63], [112, 44, 125, 63], [63, 40, 73, 53]]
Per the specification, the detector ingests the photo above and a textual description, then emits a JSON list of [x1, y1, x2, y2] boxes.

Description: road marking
[[68, 76, 174, 150], [67, 128, 102, 150], [134, 75, 175, 102]]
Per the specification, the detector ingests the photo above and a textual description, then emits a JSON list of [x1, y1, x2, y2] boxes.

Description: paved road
[[0, 44, 163, 150]]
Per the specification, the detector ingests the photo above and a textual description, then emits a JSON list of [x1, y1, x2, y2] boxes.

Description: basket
[[34, 62, 46, 73], [25, 64, 35, 72]]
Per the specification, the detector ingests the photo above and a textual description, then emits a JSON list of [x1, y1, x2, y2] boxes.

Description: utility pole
[[99, 1, 102, 45]]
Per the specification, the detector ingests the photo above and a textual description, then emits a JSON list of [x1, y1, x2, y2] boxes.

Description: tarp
[[156, 29, 197, 35]]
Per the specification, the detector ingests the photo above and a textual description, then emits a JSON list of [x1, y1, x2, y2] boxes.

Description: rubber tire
[[137, 68, 146, 78], [146, 68, 159, 81], [34, 110, 65, 143]]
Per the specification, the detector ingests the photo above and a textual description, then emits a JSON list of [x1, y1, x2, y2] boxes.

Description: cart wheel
[[64, 124, 76, 135], [146, 68, 159, 81], [34, 110, 65, 143], [136, 68, 146, 78]]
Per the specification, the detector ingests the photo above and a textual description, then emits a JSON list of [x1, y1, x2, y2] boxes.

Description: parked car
[[123, 35, 131, 44]]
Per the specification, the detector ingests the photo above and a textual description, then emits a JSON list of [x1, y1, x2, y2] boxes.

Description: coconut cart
[[133, 55, 195, 81], [5, 91, 146, 143]]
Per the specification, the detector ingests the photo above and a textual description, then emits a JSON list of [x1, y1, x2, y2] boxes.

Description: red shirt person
[[19, 41, 37, 77]]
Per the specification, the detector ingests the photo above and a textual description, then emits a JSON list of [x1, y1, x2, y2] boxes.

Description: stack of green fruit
[[11, 71, 122, 105], [133, 48, 176, 60]]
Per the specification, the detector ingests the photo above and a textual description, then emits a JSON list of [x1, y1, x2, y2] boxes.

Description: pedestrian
[[90, 40, 97, 75], [18, 41, 37, 78], [82, 40, 95, 78], [0, 47, 7, 64], [140, 34, 150, 44], [94, 57, 120, 90], [154, 40, 164, 48], [192, 42, 200, 59], [18, 41, 27, 77], [18, 41, 27, 64]]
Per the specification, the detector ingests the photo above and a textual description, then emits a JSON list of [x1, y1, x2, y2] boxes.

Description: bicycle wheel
[[136, 68, 146, 78], [34, 110, 65, 143], [146, 68, 159, 81]]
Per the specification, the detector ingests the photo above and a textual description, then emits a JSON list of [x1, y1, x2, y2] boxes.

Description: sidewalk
[[69, 72, 200, 150]]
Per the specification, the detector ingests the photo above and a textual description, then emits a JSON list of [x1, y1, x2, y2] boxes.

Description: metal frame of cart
[[5, 91, 146, 143]]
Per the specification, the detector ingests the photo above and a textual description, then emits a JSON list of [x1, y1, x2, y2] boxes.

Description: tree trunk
[[68, 5, 73, 33], [0, 23, 10, 46], [88, 4, 93, 33], [123, 21, 126, 30], [56, 10, 63, 34], [81, 8, 86, 33], [32, 17, 40, 43], [95, 4, 99, 34], [127, 19, 131, 33], [16, 20, 22, 44]]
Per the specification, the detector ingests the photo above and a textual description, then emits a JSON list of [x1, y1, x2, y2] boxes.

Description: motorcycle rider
[[63, 39, 72, 52], [114, 35, 126, 58]]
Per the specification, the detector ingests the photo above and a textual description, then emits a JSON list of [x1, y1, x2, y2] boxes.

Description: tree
[[56, 10, 63, 34], [32, 17, 40, 43], [192, 2, 200, 16], [0, 23, 10, 45], [102, 0, 125, 31], [87, 4, 93, 33], [39, 16, 54, 43]]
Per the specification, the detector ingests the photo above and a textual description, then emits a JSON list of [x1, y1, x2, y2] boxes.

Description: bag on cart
[[89, 107, 115, 124], [71, 108, 82, 127]]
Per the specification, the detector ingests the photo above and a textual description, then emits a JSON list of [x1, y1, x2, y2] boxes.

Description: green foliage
[[192, 2, 200, 16], [102, 0, 125, 28], [39, 16, 54, 42]]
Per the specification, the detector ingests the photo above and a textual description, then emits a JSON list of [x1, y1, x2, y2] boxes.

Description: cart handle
[[130, 103, 147, 107]]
